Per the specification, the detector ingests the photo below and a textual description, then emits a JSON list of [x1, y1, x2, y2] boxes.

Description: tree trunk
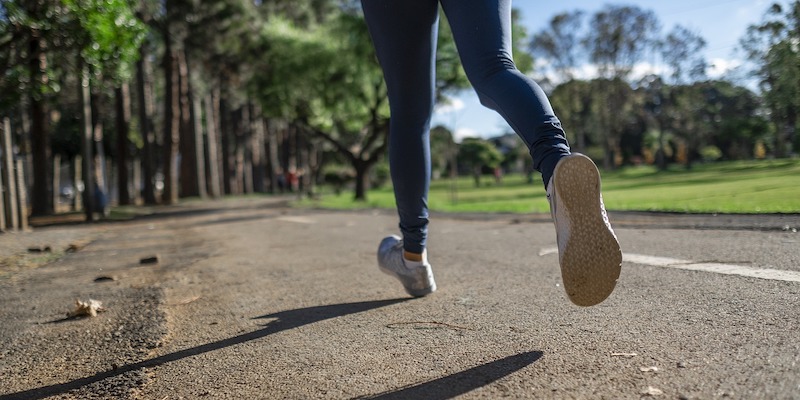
[[91, 90, 109, 216], [1, 117, 19, 230], [296, 127, 308, 195], [52, 154, 60, 212], [220, 96, 232, 195], [307, 141, 320, 196], [236, 104, 253, 194], [204, 93, 222, 198], [250, 104, 266, 193], [656, 128, 667, 170], [178, 48, 198, 198], [115, 83, 131, 205], [29, 34, 51, 216], [79, 66, 95, 221], [266, 119, 281, 193], [575, 86, 588, 153], [228, 107, 242, 194], [136, 45, 157, 205], [191, 87, 207, 198], [162, 39, 180, 205], [73, 155, 83, 211], [353, 160, 370, 201]]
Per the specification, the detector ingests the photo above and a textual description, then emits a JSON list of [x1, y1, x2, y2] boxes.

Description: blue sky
[[432, 0, 777, 140]]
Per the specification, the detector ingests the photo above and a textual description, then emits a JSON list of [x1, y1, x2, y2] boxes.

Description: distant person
[[363, 0, 622, 306]]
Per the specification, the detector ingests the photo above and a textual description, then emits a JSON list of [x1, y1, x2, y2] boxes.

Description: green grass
[[298, 159, 800, 214]]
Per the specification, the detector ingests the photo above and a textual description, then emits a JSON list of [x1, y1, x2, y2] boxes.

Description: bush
[[700, 146, 722, 162]]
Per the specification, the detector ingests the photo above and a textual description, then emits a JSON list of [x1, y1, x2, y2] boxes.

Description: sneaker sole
[[553, 154, 622, 306], [377, 264, 436, 297]]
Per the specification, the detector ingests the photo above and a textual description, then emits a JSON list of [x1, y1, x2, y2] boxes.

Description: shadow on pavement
[[1, 298, 408, 400], [356, 351, 543, 400]]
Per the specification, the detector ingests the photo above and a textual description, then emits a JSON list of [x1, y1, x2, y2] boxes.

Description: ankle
[[403, 250, 423, 262]]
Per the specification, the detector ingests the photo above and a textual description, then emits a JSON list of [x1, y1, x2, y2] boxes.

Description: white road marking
[[539, 247, 800, 283], [276, 216, 316, 224]]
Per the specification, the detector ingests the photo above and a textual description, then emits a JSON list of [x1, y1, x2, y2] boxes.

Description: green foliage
[[740, 1, 800, 157], [458, 138, 504, 186], [434, 12, 469, 98], [458, 138, 504, 169], [0, 0, 145, 112], [700, 146, 722, 161], [63, 0, 146, 82], [510, 9, 533, 74], [371, 161, 390, 188], [255, 13, 385, 131], [430, 125, 456, 178]]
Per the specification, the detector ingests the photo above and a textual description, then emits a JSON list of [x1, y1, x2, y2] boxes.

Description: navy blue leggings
[[362, 0, 570, 254]]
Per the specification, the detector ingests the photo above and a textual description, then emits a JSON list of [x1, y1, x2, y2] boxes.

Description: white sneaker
[[547, 153, 622, 306], [377, 235, 436, 297]]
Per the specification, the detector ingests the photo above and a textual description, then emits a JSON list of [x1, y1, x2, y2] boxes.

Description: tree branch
[[299, 119, 356, 163]]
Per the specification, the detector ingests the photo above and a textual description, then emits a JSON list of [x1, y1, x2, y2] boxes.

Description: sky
[[431, 0, 777, 141]]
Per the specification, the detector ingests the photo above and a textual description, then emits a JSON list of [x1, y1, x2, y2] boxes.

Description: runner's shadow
[[1, 298, 408, 400], [356, 351, 543, 400]]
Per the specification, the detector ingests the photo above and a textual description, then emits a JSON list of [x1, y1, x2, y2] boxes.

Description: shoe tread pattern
[[554, 154, 622, 306]]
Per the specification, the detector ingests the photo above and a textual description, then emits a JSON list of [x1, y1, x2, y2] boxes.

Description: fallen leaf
[[170, 296, 201, 306]]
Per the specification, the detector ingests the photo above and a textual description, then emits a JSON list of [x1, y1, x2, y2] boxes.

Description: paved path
[[0, 198, 798, 399]]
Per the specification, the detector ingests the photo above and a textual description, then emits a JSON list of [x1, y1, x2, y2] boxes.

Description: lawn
[[299, 159, 800, 214]]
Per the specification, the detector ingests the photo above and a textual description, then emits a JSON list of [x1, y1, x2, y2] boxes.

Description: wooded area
[[0, 0, 797, 224]]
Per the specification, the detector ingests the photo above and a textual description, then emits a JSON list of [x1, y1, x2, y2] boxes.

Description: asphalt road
[[0, 197, 798, 399]]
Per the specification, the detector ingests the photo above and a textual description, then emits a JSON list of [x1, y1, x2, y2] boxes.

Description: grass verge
[[298, 159, 800, 214]]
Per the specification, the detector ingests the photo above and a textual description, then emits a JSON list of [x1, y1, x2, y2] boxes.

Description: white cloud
[[630, 62, 669, 80], [433, 97, 465, 114], [453, 127, 478, 143], [708, 58, 742, 78]]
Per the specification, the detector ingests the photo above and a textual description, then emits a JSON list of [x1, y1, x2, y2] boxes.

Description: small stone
[[641, 386, 664, 396], [27, 246, 51, 253], [140, 255, 159, 264], [65, 243, 85, 252], [677, 361, 687, 368]]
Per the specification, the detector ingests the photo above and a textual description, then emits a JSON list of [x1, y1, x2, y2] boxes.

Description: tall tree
[[584, 5, 660, 168], [135, 42, 158, 204], [660, 25, 708, 85], [531, 11, 585, 82], [429, 125, 456, 179], [1, 0, 144, 216], [1, 0, 59, 215], [255, 14, 389, 200], [457, 138, 503, 187], [741, 1, 800, 157], [531, 11, 588, 150]]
